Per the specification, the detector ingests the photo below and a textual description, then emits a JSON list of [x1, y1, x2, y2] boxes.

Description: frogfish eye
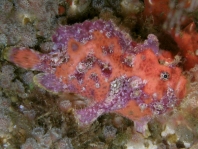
[[160, 72, 170, 81]]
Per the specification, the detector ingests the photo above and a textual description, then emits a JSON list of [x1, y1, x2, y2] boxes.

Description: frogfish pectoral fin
[[4, 47, 41, 70], [33, 73, 66, 93]]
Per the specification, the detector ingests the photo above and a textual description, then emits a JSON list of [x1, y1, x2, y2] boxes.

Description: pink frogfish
[[5, 20, 187, 126]]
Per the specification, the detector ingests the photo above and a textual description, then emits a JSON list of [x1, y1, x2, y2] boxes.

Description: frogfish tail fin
[[4, 47, 41, 70]]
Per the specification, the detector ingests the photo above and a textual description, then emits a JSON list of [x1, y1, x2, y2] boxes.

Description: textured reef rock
[[5, 19, 187, 126], [142, 0, 198, 71], [171, 22, 198, 70]]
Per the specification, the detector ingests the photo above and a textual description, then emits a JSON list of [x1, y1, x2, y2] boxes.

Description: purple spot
[[71, 42, 79, 51], [74, 71, 85, 83], [101, 65, 112, 78], [90, 89, 95, 97]]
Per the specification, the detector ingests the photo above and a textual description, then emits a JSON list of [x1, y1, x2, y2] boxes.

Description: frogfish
[[5, 20, 187, 126]]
